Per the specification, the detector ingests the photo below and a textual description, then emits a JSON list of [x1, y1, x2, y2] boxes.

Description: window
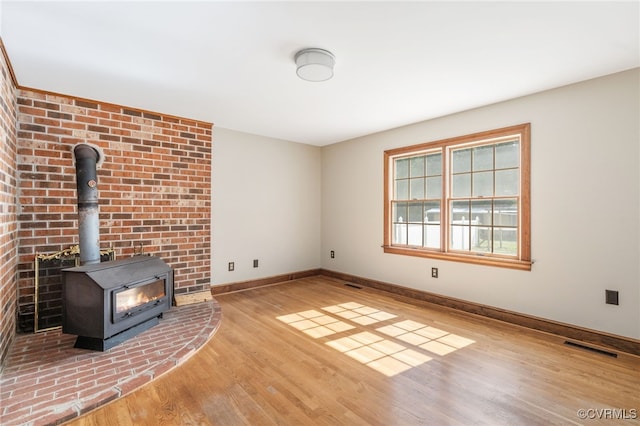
[[383, 123, 531, 270]]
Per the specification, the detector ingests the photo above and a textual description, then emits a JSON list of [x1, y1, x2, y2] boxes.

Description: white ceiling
[[1, 1, 638, 146]]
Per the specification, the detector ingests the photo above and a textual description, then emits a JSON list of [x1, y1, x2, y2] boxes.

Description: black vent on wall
[[605, 290, 619, 305]]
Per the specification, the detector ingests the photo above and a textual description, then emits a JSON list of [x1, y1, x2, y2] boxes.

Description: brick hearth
[[0, 299, 221, 426]]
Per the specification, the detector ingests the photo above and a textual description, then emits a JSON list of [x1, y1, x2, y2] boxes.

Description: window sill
[[382, 246, 532, 271]]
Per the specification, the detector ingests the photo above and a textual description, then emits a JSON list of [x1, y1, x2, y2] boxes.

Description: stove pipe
[[73, 144, 101, 265]]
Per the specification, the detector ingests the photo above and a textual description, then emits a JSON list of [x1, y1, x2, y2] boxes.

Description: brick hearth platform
[[0, 299, 222, 426]]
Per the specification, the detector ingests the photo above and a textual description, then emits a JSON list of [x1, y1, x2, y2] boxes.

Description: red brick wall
[[15, 89, 212, 332], [0, 47, 18, 364]]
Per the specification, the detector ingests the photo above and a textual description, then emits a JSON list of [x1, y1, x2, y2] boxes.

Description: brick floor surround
[[0, 299, 222, 426]]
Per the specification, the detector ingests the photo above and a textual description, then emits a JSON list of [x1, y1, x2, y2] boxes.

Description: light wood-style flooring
[[67, 276, 640, 425]]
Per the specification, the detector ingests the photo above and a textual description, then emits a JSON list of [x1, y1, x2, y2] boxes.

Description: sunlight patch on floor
[[277, 302, 475, 377]]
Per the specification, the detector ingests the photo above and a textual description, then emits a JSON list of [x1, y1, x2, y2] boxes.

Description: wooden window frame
[[383, 123, 531, 271]]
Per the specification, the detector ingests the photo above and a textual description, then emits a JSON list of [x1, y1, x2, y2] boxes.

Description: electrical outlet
[[330, 250, 335, 259], [253, 259, 259, 268], [228, 262, 234, 271], [431, 267, 438, 278]]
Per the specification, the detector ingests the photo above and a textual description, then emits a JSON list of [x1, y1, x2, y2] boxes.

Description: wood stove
[[62, 256, 173, 351]]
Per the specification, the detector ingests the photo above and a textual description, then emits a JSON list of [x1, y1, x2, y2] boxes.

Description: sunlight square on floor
[[351, 316, 381, 325], [368, 355, 414, 376], [326, 336, 364, 352], [346, 345, 387, 363], [393, 349, 432, 366], [311, 315, 341, 325], [420, 340, 458, 356], [288, 319, 318, 331], [335, 310, 361, 319], [414, 326, 449, 339], [370, 339, 406, 355], [437, 333, 475, 348], [304, 326, 336, 338], [298, 309, 324, 318], [353, 306, 379, 315], [396, 332, 431, 346], [368, 311, 397, 321]]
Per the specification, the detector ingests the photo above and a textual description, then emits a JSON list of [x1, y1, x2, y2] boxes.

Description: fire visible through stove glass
[[113, 278, 166, 322]]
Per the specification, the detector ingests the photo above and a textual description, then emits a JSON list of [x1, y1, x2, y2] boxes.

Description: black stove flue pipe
[[73, 144, 101, 265]]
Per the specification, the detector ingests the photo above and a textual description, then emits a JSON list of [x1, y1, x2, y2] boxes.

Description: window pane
[[393, 223, 407, 245], [393, 202, 407, 223], [473, 145, 494, 171], [452, 173, 471, 197], [472, 171, 493, 197], [493, 228, 517, 255], [494, 199, 517, 226], [395, 158, 409, 179], [424, 224, 440, 249], [495, 169, 519, 196], [452, 148, 471, 173], [471, 226, 491, 253], [424, 201, 440, 223], [426, 153, 442, 176], [471, 200, 492, 226], [410, 156, 425, 177], [426, 176, 441, 199], [408, 202, 424, 223], [396, 179, 408, 200], [451, 200, 470, 223], [408, 224, 422, 246], [450, 225, 470, 250], [495, 141, 519, 169], [409, 178, 425, 199]]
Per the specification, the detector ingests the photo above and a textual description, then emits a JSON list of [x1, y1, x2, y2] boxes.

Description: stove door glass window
[[114, 279, 166, 321]]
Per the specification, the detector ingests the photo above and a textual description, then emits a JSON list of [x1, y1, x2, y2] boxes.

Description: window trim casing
[[383, 123, 531, 271]]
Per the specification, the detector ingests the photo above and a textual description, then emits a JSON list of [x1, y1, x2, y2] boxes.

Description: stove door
[[112, 277, 167, 323]]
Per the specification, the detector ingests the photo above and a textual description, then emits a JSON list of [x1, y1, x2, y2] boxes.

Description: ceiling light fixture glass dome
[[295, 48, 335, 82]]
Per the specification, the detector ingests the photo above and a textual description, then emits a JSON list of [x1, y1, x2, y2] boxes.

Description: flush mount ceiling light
[[295, 48, 335, 82]]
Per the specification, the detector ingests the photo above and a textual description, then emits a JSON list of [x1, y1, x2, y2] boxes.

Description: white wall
[[322, 68, 640, 339], [211, 127, 321, 285]]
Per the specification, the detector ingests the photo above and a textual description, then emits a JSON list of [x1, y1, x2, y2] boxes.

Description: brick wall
[[16, 89, 212, 332], [0, 47, 18, 365]]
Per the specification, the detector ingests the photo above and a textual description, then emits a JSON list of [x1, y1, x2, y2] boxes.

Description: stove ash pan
[[62, 256, 174, 351]]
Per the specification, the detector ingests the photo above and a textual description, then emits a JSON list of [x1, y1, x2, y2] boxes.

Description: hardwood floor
[[66, 276, 640, 425]]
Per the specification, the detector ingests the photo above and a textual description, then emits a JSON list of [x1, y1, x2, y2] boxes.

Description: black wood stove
[[63, 144, 174, 351], [62, 256, 173, 351]]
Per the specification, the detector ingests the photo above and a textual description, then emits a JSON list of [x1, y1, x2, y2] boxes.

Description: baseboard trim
[[320, 269, 640, 357], [210, 269, 322, 295]]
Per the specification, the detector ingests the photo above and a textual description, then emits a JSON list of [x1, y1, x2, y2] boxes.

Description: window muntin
[[384, 124, 531, 270]]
